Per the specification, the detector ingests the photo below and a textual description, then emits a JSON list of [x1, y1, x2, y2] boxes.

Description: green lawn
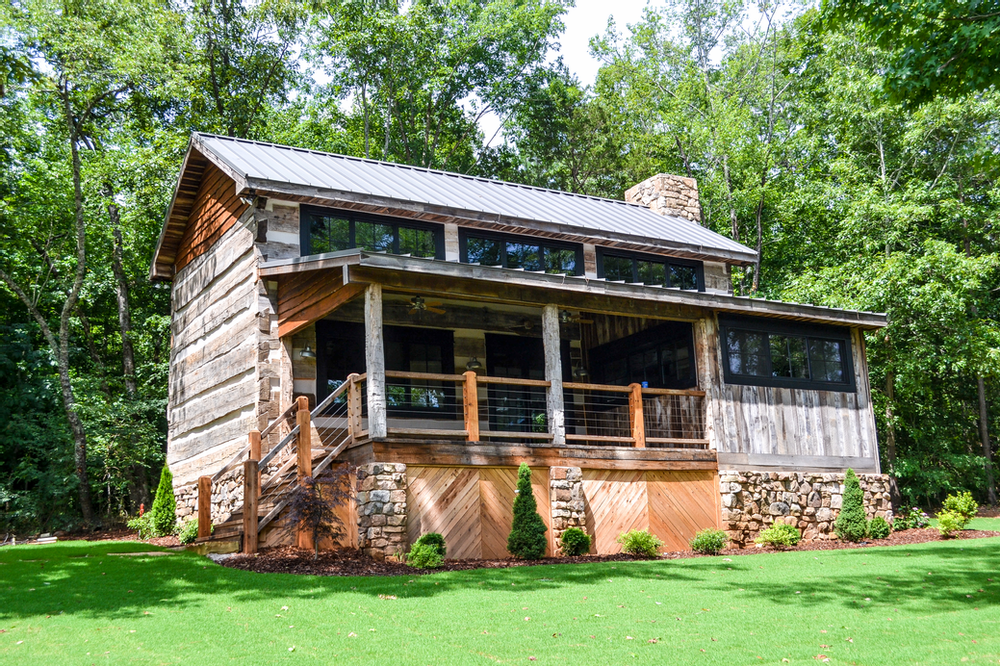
[[929, 516, 1000, 531], [1, 538, 999, 665]]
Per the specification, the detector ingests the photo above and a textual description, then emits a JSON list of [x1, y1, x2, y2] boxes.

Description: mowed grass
[[929, 516, 1000, 531], [1, 538, 999, 665]]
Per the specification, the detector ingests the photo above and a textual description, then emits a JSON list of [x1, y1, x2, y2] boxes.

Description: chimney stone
[[625, 174, 701, 222]]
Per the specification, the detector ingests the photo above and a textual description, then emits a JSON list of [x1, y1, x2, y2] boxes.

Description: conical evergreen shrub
[[151, 465, 177, 537], [507, 463, 548, 559], [834, 468, 867, 542]]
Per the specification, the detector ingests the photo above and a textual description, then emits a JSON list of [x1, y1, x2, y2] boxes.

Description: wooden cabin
[[153, 133, 891, 557]]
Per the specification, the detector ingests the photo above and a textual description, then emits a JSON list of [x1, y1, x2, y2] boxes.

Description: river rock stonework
[[549, 466, 587, 554], [356, 463, 408, 560], [720, 471, 892, 546]]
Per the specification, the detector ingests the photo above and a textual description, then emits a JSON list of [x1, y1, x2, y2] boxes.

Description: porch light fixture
[[572, 365, 589, 380], [299, 345, 316, 359], [465, 357, 482, 371]]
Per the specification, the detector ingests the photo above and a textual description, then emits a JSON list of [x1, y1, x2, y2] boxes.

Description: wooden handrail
[[640, 387, 707, 397], [476, 376, 551, 387], [385, 370, 466, 382], [260, 401, 298, 438], [563, 381, 633, 393]]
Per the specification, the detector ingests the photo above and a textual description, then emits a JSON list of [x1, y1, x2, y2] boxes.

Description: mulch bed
[[220, 528, 1000, 578]]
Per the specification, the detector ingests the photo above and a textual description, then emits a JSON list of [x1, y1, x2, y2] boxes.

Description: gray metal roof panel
[[194, 133, 756, 260]]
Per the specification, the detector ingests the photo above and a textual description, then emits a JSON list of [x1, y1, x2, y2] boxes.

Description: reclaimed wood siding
[[175, 163, 248, 272], [167, 222, 262, 486]]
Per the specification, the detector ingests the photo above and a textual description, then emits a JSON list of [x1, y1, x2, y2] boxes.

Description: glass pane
[[506, 242, 542, 271], [727, 330, 767, 376], [808, 339, 845, 382], [356, 220, 394, 252], [544, 247, 577, 274], [466, 236, 501, 265], [398, 226, 437, 258], [309, 215, 350, 254], [770, 335, 809, 379], [603, 255, 633, 281], [604, 358, 628, 385], [309, 215, 330, 254], [669, 264, 698, 290], [637, 260, 666, 285]]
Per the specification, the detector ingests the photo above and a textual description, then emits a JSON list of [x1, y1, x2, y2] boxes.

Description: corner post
[[197, 476, 212, 539], [347, 373, 362, 441], [242, 459, 259, 554], [248, 429, 261, 487], [629, 383, 645, 448], [296, 395, 311, 480], [365, 283, 387, 438], [463, 370, 479, 442], [542, 304, 566, 446]]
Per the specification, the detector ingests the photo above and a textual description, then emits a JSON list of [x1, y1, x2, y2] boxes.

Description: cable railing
[[563, 382, 634, 446]]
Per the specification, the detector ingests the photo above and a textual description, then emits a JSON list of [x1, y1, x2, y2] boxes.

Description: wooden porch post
[[463, 370, 479, 442], [628, 383, 646, 448], [365, 283, 387, 438], [347, 373, 362, 441], [197, 476, 212, 539], [248, 429, 261, 487], [542, 304, 566, 446], [295, 395, 313, 550], [243, 459, 259, 554]]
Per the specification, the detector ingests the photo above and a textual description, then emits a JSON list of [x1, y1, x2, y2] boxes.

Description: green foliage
[[150, 466, 176, 538], [942, 492, 978, 525], [690, 528, 728, 555], [506, 464, 547, 560], [126, 513, 156, 540], [835, 469, 868, 543], [893, 507, 931, 531], [176, 519, 206, 545], [868, 516, 891, 540], [937, 511, 964, 538], [559, 527, 591, 556], [755, 523, 801, 549], [414, 532, 447, 558], [616, 529, 663, 557], [407, 542, 444, 569], [285, 470, 352, 560]]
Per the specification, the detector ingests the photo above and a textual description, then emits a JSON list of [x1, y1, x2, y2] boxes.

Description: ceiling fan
[[559, 310, 594, 325], [409, 296, 446, 315]]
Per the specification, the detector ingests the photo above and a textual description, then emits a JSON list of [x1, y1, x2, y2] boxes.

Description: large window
[[301, 206, 443, 259], [590, 321, 697, 390], [460, 231, 583, 275], [597, 250, 703, 291], [719, 316, 855, 391]]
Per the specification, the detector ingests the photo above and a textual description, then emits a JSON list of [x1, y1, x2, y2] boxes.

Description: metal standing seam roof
[[192, 133, 757, 262]]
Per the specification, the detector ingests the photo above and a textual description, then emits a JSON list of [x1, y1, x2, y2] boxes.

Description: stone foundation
[[356, 463, 408, 560], [720, 471, 892, 546], [549, 466, 587, 554], [173, 456, 284, 528]]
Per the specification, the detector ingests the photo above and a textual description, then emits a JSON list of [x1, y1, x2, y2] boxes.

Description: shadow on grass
[[1, 538, 998, 620]]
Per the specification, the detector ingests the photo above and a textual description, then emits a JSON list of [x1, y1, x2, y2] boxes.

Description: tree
[[834, 469, 868, 542], [150, 465, 177, 537], [285, 469, 352, 560], [507, 463, 547, 559]]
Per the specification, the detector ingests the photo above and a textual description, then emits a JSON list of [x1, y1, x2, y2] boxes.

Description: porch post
[[365, 283, 387, 438], [542, 304, 566, 446]]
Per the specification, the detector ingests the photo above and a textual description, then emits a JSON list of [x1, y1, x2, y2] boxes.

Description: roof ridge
[[194, 132, 656, 212]]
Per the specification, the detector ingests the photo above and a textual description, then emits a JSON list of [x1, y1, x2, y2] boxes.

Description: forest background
[[1, 0, 997, 531]]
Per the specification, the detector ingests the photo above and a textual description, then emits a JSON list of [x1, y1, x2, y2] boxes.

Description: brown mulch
[[220, 528, 1000, 578]]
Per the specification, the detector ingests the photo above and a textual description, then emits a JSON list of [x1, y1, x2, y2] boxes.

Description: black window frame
[[589, 321, 698, 391], [718, 315, 856, 392], [458, 229, 584, 276], [595, 249, 705, 292], [300, 205, 445, 260]]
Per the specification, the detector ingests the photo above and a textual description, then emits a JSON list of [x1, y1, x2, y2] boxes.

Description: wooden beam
[[463, 371, 479, 442], [365, 284, 387, 438], [629, 383, 646, 449], [197, 476, 212, 539], [243, 459, 259, 554], [542, 304, 565, 446]]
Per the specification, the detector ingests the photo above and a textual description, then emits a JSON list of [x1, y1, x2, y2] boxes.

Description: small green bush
[[126, 513, 156, 540], [834, 468, 867, 542], [407, 542, 444, 569], [937, 511, 964, 538], [892, 506, 930, 531], [868, 516, 891, 540], [414, 532, 447, 558], [755, 523, 801, 549], [942, 491, 978, 526], [690, 528, 728, 555], [560, 527, 591, 556], [150, 466, 177, 537], [177, 519, 212, 544], [616, 529, 663, 557], [507, 464, 548, 559]]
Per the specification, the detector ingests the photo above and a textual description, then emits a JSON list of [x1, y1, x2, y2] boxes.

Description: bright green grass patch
[[1, 538, 999, 665], [928, 516, 1000, 531]]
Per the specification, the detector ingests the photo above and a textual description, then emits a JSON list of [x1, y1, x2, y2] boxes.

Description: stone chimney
[[625, 174, 701, 222]]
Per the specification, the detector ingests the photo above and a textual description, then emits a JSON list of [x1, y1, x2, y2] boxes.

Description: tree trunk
[[884, 364, 902, 508], [977, 367, 997, 506]]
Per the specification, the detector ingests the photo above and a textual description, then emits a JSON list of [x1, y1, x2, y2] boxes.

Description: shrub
[[414, 532, 447, 558], [127, 513, 156, 540], [942, 492, 978, 526], [150, 466, 177, 537], [507, 464, 548, 559], [286, 468, 353, 560], [690, 528, 728, 555], [937, 511, 964, 538], [616, 529, 663, 557], [560, 527, 591, 556], [868, 516, 891, 540], [892, 506, 930, 531], [755, 523, 801, 549], [407, 543, 444, 569], [834, 468, 867, 542]]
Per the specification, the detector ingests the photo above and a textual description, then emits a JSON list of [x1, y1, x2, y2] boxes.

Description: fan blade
[[426, 301, 444, 307], [409, 308, 420, 315], [578, 318, 595, 324], [426, 306, 447, 314]]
